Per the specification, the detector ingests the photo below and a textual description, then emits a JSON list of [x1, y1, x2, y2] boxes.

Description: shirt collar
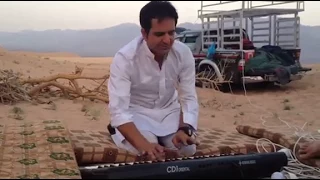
[[141, 39, 169, 61], [142, 40, 155, 59]]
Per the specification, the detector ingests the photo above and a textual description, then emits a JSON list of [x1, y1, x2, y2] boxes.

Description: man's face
[[142, 18, 176, 56]]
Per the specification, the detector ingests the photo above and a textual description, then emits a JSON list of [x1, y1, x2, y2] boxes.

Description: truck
[[176, 1, 312, 91]]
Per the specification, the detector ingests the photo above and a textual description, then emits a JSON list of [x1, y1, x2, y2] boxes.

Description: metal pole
[[273, 15, 276, 46], [218, 16, 221, 49], [240, 1, 245, 51], [200, 1, 204, 51], [294, 13, 298, 48], [269, 16, 272, 45]]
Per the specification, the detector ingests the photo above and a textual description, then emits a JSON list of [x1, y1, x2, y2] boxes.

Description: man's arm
[[108, 53, 150, 149], [178, 48, 199, 130]]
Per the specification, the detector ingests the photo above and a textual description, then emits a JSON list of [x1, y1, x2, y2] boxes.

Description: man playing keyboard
[[107, 1, 199, 161]]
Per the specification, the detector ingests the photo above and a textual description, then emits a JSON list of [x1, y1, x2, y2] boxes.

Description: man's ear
[[141, 28, 147, 40]]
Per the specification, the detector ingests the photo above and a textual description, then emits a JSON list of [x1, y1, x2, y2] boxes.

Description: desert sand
[[0, 46, 319, 136]]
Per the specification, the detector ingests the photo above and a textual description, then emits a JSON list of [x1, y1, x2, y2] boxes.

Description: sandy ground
[[0, 47, 319, 136]]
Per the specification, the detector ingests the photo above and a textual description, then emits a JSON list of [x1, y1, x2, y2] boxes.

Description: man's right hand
[[138, 142, 165, 161], [117, 122, 165, 160]]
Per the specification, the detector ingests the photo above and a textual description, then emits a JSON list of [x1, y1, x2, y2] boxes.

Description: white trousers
[[110, 106, 197, 157], [111, 130, 197, 157]]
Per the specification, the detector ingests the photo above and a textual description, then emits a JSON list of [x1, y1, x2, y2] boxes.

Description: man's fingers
[[181, 138, 189, 146], [179, 134, 190, 146], [299, 153, 311, 160], [172, 137, 181, 149], [299, 148, 307, 154], [300, 143, 309, 150], [155, 145, 164, 153], [139, 150, 146, 156], [186, 137, 197, 145], [152, 148, 165, 160], [147, 150, 157, 161], [185, 136, 200, 146], [195, 139, 200, 146]]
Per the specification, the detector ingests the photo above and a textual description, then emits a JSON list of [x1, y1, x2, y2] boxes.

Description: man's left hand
[[172, 130, 199, 149]]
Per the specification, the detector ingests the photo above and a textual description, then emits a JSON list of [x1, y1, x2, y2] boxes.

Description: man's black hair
[[139, 1, 178, 34]]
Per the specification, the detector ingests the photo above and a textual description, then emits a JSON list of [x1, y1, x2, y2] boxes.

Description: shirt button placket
[[160, 64, 166, 95]]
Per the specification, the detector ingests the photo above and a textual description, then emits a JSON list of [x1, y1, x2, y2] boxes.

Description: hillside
[[0, 23, 140, 57], [0, 22, 319, 63]]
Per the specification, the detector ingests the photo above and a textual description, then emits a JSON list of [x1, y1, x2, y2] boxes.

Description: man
[[107, 1, 199, 160]]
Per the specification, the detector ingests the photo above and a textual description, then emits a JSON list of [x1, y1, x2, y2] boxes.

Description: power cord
[[239, 47, 320, 179]]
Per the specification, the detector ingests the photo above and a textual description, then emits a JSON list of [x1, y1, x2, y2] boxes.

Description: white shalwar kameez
[[107, 35, 199, 156]]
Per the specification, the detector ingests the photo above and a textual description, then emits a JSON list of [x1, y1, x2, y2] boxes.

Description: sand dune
[[11, 51, 80, 58], [0, 47, 319, 137]]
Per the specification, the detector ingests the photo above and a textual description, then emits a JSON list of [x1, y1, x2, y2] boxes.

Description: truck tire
[[197, 64, 231, 92]]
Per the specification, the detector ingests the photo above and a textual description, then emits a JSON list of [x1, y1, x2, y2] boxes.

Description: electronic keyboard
[[79, 152, 288, 179]]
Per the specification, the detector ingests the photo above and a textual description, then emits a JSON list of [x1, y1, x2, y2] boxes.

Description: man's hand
[[172, 130, 199, 149], [137, 142, 165, 161], [298, 141, 320, 160], [117, 123, 164, 160]]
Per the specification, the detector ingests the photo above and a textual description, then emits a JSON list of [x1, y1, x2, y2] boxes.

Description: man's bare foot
[[298, 140, 320, 160]]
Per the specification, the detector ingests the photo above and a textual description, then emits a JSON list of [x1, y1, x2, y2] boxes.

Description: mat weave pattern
[[0, 120, 81, 179]]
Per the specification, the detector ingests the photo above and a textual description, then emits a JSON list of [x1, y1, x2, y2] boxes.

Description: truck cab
[[176, 28, 255, 55]]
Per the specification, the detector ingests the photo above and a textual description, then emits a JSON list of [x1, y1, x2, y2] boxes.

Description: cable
[[238, 44, 320, 179], [255, 137, 320, 179]]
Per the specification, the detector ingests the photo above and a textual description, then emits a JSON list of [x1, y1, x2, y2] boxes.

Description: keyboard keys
[[85, 166, 99, 169]]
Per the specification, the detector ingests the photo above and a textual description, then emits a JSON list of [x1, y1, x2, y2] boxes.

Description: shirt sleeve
[[178, 47, 199, 130], [107, 52, 133, 128]]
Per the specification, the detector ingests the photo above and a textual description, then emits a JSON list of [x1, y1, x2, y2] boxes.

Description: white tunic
[[107, 35, 199, 145]]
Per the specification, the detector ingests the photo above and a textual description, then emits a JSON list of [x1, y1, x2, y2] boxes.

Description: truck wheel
[[196, 65, 231, 92]]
